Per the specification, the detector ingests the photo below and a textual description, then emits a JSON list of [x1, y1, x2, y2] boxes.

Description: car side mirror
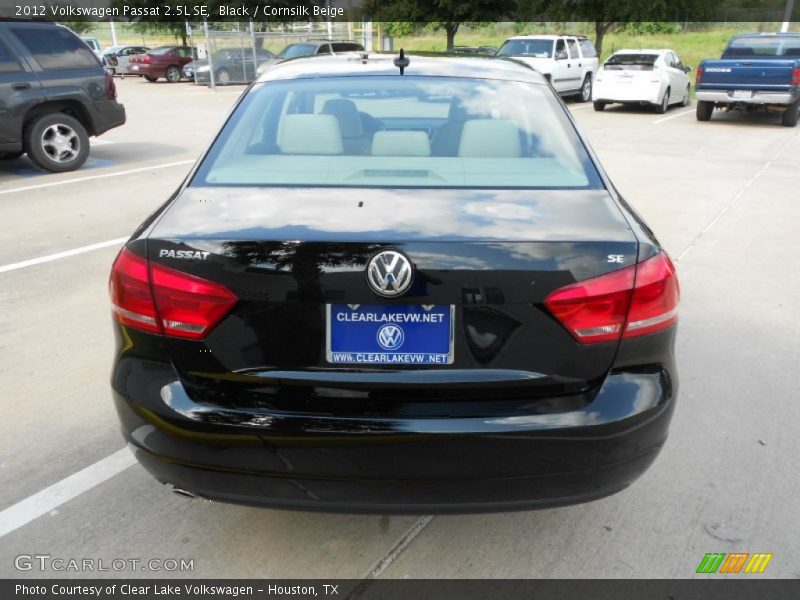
[[683, 65, 692, 73], [555, 51, 568, 60]]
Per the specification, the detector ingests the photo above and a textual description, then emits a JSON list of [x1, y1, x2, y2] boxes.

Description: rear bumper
[[593, 82, 662, 105], [696, 89, 797, 105], [187, 70, 210, 83], [129, 64, 161, 77], [90, 100, 126, 136], [130, 439, 665, 513], [113, 359, 677, 513]]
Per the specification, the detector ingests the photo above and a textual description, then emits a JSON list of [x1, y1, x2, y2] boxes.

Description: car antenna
[[394, 49, 410, 75]]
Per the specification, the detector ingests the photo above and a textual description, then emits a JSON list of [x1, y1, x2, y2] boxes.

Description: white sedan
[[592, 49, 692, 113]]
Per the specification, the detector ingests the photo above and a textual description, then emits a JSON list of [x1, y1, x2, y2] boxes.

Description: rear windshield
[[723, 36, 800, 58], [192, 75, 602, 190], [332, 43, 365, 52], [497, 39, 553, 58], [604, 54, 658, 69], [279, 44, 317, 59]]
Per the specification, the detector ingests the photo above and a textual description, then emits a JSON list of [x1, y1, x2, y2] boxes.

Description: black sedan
[[109, 54, 680, 513]]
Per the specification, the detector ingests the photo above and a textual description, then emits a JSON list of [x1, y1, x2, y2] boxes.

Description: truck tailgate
[[699, 59, 797, 90]]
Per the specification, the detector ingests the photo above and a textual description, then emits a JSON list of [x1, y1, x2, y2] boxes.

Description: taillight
[[696, 66, 704, 85], [544, 265, 635, 343], [792, 67, 800, 87], [623, 252, 680, 338], [109, 248, 237, 340], [544, 252, 679, 344], [105, 70, 116, 100], [143, 54, 151, 64], [109, 249, 160, 335], [150, 262, 237, 340]]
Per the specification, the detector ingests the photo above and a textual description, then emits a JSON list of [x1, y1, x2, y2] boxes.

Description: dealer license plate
[[326, 304, 454, 365]]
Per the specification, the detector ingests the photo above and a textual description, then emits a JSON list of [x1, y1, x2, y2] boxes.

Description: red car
[[128, 46, 197, 83]]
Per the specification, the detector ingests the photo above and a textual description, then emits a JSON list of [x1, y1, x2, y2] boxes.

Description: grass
[[391, 22, 800, 69]]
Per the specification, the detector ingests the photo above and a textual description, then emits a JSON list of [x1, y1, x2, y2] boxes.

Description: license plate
[[326, 304, 454, 365], [732, 90, 753, 100], [132, 65, 139, 71]]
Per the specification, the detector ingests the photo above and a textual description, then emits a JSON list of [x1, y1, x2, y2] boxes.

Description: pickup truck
[[695, 33, 800, 127]]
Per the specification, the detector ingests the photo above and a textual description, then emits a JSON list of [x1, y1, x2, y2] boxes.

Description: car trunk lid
[[144, 187, 639, 414]]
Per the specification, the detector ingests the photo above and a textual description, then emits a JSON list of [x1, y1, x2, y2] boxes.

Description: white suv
[[497, 35, 599, 101]]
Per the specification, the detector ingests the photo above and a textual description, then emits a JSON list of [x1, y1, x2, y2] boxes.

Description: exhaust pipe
[[170, 486, 198, 499]]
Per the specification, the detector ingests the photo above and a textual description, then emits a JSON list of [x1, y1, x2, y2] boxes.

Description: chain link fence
[[188, 22, 366, 87], [83, 21, 373, 88]]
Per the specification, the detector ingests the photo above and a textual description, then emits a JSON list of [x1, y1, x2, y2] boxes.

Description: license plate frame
[[326, 304, 455, 365]]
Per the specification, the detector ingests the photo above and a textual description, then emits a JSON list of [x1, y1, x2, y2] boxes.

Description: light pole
[[782, 0, 795, 33]]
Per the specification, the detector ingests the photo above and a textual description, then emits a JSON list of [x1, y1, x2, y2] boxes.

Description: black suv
[[0, 20, 126, 172]]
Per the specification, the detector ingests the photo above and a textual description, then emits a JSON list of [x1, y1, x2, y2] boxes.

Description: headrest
[[278, 114, 343, 155], [458, 119, 521, 158], [322, 98, 364, 138], [371, 131, 431, 157]]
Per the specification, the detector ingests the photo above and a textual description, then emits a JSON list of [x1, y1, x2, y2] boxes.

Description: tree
[[130, 21, 189, 46], [60, 21, 95, 35], [527, 0, 717, 57], [50, 1, 96, 34], [591, 21, 614, 58], [367, 0, 517, 50], [110, 0, 204, 45]]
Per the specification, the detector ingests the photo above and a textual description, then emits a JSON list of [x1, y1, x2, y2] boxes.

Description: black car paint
[[111, 56, 677, 512], [0, 21, 125, 154]]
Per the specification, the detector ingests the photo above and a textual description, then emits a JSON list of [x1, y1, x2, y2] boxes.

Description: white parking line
[[569, 104, 593, 111], [676, 131, 799, 261], [0, 448, 136, 539], [0, 159, 195, 196], [0, 237, 127, 273], [652, 109, 694, 124]]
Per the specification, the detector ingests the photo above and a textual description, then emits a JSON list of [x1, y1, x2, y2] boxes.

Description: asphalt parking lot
[[1, 77, 798, 579]]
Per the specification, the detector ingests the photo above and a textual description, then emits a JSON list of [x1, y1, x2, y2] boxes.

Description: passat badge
[[367, 250, 413, 297], [159, 249, 210, 260]]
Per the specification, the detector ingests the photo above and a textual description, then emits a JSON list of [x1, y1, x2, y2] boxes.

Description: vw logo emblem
[[376, 324, 405, 351], [366, 250, 413, 297]]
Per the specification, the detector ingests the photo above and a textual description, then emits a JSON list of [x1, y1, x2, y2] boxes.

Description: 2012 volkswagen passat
[[109, 54, 679, 513]]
